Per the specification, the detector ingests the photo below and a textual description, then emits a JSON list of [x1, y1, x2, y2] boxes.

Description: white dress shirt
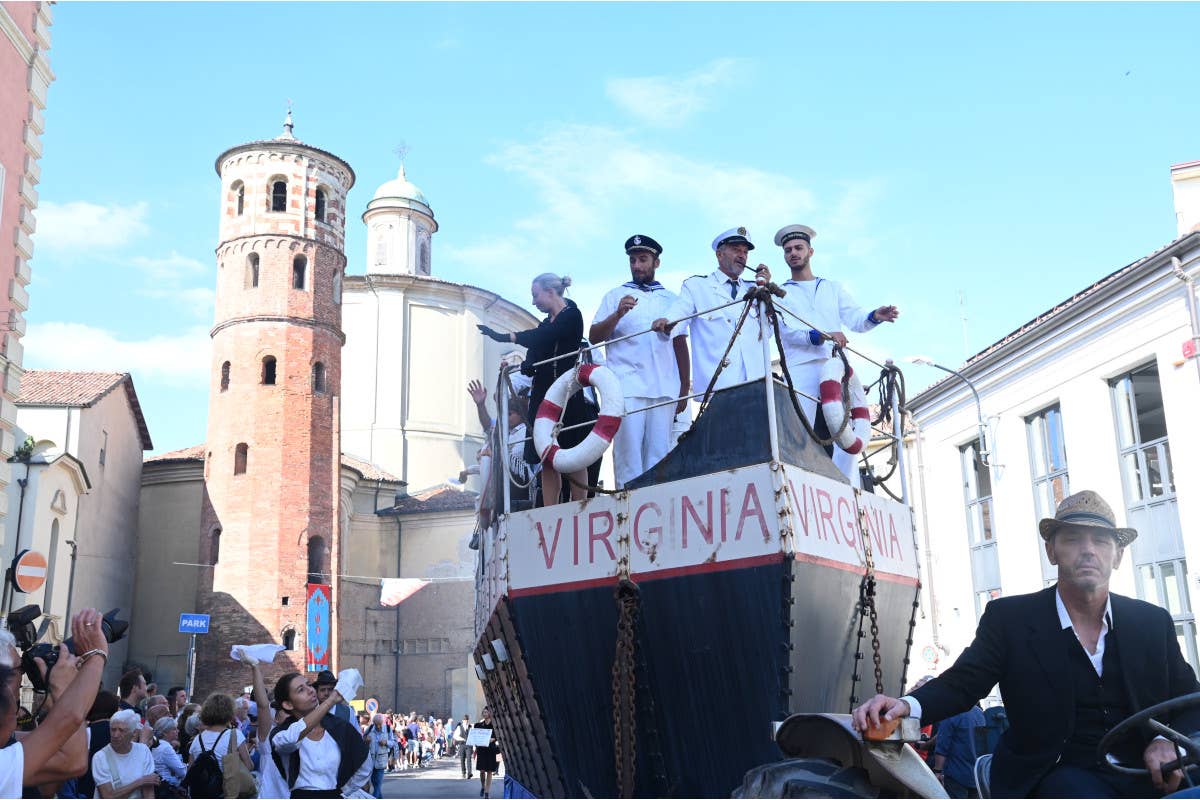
[[664, 270, 766, 394], [776, 277, 879, 367], [592, 281, 687, 400]]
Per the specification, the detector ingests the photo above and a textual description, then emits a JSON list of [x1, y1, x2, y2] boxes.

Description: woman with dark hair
[[477, 272, 599, 506], [472, 707, 500, 799], [269, 672, 369, 798], [175, 703, 200, 764]]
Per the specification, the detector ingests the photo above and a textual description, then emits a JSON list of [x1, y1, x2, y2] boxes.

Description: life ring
[[819, 358, 870, 456], [533, 364, 624, 474]]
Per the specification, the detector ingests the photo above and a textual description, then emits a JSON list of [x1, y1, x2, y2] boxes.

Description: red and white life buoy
[[533, 364, 624, 474], [819, 358, 870, 455]]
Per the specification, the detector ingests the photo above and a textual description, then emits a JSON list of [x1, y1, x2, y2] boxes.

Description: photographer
[[0, 608, 110, 797]]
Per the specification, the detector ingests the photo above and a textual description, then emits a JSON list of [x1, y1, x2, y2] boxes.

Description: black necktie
[[728, 279, 739, 299]]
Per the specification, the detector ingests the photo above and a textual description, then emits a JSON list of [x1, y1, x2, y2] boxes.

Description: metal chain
[[859, 509, 885, 695], [848, 576, 869, 712], [612, 579, 640, 799], [899, 580, 922, 694]]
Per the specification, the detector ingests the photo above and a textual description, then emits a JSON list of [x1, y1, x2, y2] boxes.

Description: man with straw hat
[[852, 490, 1200, 798]]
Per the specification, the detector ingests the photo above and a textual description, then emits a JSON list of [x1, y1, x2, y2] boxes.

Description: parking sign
[[179, 613, 210, 634]]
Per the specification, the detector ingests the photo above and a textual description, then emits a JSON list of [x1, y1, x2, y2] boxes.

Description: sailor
[[589, 235, 691, 488], [651, 227, 770, 395], [772, 224, 899, 485]]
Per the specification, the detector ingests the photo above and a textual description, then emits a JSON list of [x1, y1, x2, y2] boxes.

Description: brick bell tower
[[195, 113, 355, 693]]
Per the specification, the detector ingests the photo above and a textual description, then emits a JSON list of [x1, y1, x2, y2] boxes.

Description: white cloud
[[36, 201, 150, 253], [130, 251, 208, 280], [139, 287, 216, 320], [606, 58, 745, 127], [23, 322, 211, 387]]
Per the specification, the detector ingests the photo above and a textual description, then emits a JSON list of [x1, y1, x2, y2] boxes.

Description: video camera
[[5, 604, 128, 692]]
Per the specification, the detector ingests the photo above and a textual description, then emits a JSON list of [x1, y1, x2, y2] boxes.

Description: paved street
[[381, 755, 501, 799]]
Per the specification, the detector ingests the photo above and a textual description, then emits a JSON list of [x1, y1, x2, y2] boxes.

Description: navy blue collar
[[622, 280, 664, 292]]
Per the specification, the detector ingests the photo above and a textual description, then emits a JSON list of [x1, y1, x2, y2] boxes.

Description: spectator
[[117, 671, 147, 716], [233, 696, 253, 739], [0, 610, 109, 797], [150, 716, 186, 791], [92, 708, 159, 799], [175, 703, 200, 763], [146, 704, 171, 728], [76, 690, 120, 799], [363, 714, 396, 798], [406, 713, 420, 769], [165, 687, 186, 717], [934, 704, 986, 798], [456, 715, 473, 779], [269, 672, 370, 798], [186, 693, 253, 775], [310, 671, 354, 724]]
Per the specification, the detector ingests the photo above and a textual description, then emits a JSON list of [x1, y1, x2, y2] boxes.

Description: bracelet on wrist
[[76, 649, 108, 669]]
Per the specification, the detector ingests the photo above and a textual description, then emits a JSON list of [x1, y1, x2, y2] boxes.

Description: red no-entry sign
[[12, 549, 47, 593]]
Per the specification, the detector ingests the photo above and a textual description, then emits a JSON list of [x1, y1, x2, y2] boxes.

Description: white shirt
[[188, 727, 246, 771], [152, 739, 187, 784], [0, 741, 23, 799], [92, 742, 156, 798], [256, 731, 290, 800], [592, 282, 687, 399], [272, 717, 371, 794], [776, 277, 878, 366], [664, 271, 766, 394], [1056, 589, 1113, 676]]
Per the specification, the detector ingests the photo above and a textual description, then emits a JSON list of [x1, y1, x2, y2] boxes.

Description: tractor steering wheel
[[1097, 691, 1200, 782]]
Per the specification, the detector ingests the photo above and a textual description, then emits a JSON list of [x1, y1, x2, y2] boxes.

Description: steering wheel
[[1097, 691, 1200, 784]]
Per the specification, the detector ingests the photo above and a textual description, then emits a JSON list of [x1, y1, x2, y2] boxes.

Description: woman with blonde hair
[[478, 272, 599, 506]]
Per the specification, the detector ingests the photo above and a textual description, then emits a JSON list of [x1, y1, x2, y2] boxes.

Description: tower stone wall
[[195, 123, 354, 693]]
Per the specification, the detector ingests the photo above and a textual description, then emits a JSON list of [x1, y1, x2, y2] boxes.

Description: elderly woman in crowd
[[92, 708, 159, 799], [150, 716, 186, 791]]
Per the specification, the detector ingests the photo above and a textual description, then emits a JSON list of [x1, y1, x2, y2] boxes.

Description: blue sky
[[25, 2, 1200, 455]]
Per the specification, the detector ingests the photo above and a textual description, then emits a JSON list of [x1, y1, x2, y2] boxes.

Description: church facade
[[128, 121, 535, 715]]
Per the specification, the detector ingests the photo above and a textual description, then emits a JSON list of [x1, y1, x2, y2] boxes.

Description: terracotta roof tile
[[340, 453, 404, 483], [388, 485, 477, 515], [145, 444, 206, 464], [19, 371, 153, 450]]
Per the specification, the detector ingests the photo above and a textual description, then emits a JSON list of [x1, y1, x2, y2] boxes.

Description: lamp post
[[906, 356, 995, 467]]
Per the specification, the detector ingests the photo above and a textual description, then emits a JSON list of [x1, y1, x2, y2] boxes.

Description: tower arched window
[[292, 255, 307, 290], [246, 253, 259, 288], [307, 536, 328, 585], [211, 527, 222, 565], [282, 628, 296, 651], [271, 179, 288, 212], [234, 444, 248, 475], [315, 188, 327, 223], [220, 361, 230, 392], [262, 356, 277, 385], [312, 362, 326, 393], [232, 181, 245, 216]]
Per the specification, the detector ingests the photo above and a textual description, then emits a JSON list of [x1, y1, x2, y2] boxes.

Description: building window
[[312, 362, 326, 393], [1111, 362, 1194, 666], [262, 356, 277, 385], [419, 239, 430, 274], [333, 270, 342, 304], [220, 361, 231, 392], [99, 431, 108, 467], [282, 628, 296, 651], [307, 536, 328, 585], [211, 527, 222, 565], [234, 443, 248, 475], [1026, 405, 1069, 586], [271, 179, 288, 212], [293, 255, 307, 290], [246, 253, 259, 288], [232, 181, 245, 216], [315, 188, 327, 223], [961, 438, 1000, 618]]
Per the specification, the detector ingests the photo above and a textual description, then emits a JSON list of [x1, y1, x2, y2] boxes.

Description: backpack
[[181, 729, 227, 799]]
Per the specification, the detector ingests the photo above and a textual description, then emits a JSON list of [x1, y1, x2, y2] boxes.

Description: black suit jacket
[[911, 586, 1200, 798]]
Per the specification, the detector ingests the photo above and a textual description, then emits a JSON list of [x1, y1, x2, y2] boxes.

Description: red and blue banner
[[306, 583, 331, 672]]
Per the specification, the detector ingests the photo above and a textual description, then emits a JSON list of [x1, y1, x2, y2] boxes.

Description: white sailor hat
[[712, 227, 754, 252], [774, 224, 816, 246]]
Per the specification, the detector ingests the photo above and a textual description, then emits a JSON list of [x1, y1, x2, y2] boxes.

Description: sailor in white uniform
[[589, 235, 691, 488], [773, 224, 899, 484], [651, 227, 771, 395]]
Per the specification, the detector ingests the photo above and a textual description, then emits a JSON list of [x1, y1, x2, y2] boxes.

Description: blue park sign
[[179, 613, 210, 634]]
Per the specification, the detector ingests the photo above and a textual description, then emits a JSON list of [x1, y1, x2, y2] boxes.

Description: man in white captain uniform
[[589, 234, 691, 488], [773, 224, 899, 485], [651, 227, 772, 395]]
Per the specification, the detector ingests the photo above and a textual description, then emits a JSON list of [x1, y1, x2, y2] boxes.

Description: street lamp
[[906, 355, 995, 467]]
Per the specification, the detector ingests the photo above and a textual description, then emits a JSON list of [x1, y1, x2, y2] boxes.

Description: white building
[[901, 163, 1200, 676], [6, 371, 151, 685]]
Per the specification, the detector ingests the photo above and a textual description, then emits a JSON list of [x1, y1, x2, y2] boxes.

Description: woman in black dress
[[472, 707, 499, 799], [478, 273, 597, 506]]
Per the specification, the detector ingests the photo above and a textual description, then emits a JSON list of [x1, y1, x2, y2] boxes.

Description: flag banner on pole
[[380, 578, 429, 607], [306, 583, 331, 672]]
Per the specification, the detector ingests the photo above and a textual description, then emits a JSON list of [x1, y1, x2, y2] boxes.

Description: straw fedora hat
[[1038, 489, 1137, 547]]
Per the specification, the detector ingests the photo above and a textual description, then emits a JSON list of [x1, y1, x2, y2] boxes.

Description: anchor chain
[[612, 579, 640, 799]]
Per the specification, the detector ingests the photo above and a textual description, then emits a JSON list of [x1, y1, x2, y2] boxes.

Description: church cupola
[[363, 164, 438, 276]]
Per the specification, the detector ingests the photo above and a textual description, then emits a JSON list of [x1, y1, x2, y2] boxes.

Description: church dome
[[372, 164, 428, 206]]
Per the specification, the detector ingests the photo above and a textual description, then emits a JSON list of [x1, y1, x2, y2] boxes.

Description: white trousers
[[614, 396, 677, 488], [786, 360, 861, 488]]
